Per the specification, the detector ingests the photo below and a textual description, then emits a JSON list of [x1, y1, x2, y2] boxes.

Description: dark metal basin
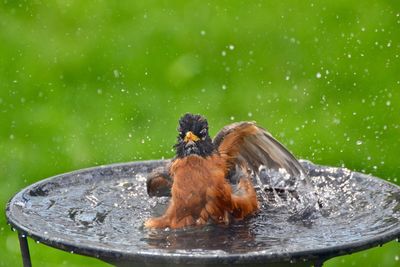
[[5, 160, 400, 266]]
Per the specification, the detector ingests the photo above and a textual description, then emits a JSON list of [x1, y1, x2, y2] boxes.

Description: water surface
[[7, 160, 400, 263]]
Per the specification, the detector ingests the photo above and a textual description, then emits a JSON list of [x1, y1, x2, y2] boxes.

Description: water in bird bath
[[7, 160, 400, 266]]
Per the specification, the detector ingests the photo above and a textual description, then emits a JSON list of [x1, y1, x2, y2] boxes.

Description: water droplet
[[97, 89, 102, 94], [221, 50, 227, 56], [316, 72, 322, 79], [356, 140, 363, 145], [386, 100, 391, 106], [113, 69, 120, 78], [222, 84, 227, 90], [333, 118, 341, 125], [230, 116, 235, 121], [248, 112, 253, 117], [200, 30, 206, 36], [395, 255, 399, 261], [228, 44, 235, 50]]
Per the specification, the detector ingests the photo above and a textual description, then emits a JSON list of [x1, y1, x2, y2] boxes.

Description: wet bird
[[145, 113, 305, 229]]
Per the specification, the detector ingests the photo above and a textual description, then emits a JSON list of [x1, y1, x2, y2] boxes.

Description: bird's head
[[174, 113, 215, 158]]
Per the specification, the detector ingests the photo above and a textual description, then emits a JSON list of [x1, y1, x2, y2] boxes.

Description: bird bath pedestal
[[6, 160, 400, 267]]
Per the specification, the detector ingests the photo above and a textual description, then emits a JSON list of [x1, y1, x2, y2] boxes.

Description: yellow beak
[[184, 131, 200, 142]]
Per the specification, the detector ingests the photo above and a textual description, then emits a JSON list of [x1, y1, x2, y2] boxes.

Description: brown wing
[[213, 122, 306, 182], [146, 161, 173, 197]]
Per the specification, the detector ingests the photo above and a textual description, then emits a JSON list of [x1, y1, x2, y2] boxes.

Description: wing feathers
[[214, 122, 305, 179]]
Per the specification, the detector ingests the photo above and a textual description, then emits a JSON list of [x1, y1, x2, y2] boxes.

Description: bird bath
[[5, 159, 400, 267]]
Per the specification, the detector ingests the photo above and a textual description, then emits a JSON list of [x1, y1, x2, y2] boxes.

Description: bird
[[144, 113, 306, 229]]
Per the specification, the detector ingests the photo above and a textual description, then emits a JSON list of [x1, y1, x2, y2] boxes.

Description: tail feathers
[[231, 178, 259, 219]]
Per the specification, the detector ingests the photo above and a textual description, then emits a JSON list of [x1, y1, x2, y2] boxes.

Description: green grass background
[[1, 1, 399, 266]]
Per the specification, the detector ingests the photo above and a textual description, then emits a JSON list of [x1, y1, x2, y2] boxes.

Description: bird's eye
[[200, 128, 207, 136]]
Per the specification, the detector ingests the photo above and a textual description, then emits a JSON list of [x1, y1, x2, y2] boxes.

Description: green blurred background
[[1, 0, 399, 266]]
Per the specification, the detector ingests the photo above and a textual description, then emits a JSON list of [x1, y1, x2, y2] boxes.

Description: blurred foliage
[[1, 1, 399, 266]]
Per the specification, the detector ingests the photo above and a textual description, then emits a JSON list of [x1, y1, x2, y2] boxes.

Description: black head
[[174, 113, 215, 158]]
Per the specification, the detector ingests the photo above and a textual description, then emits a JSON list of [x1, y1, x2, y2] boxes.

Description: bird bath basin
[[6, 159, 400, 267]]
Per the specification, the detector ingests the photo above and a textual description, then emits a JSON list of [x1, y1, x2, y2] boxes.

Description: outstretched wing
[[213, 122, 306, 185]]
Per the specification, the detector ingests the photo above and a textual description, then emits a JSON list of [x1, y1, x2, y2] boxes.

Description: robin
[[145, 113, 305, 229]]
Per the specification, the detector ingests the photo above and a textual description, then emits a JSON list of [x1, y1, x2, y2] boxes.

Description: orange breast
[[145, 153, 258, 229], [170, 155, 229, 219]]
